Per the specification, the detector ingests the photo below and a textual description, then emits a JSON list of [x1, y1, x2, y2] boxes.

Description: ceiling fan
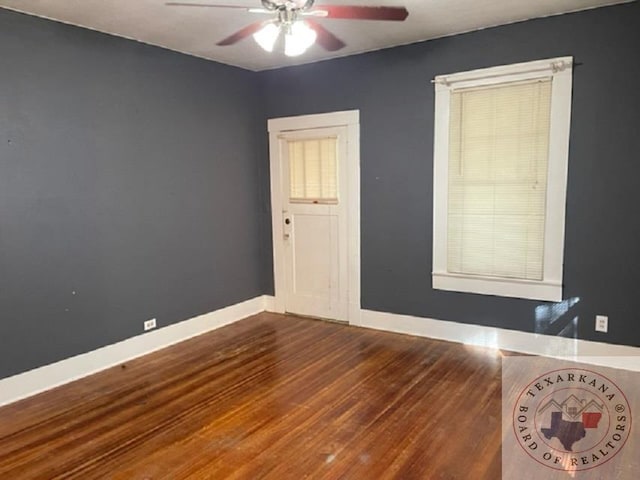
[[166, 1, 409, 57]]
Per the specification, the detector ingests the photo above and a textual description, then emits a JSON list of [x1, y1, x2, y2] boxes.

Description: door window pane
[[289, 137, 338, 202]]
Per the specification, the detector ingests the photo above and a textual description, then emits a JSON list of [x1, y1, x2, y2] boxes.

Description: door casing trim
[[267, 110, 361, 325]]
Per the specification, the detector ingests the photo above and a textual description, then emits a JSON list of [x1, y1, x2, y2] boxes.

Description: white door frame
[[268, 110, 361, 325]]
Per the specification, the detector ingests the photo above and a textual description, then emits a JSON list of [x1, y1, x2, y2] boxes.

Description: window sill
[[432, 272, 562, 302]]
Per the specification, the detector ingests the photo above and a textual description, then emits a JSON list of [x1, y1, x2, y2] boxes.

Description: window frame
[[432, 57, 573, 302]]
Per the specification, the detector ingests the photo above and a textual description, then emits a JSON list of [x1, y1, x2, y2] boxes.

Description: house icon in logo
[[539, 394, 604, 421]]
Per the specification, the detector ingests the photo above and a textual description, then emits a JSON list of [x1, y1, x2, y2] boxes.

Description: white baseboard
[[263, 294, 276, 313], [0, 295, 270, 407], [360, 309, 640, 372], [5, 297, 635, 407]]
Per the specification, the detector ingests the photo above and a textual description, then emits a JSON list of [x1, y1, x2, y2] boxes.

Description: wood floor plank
[[0, 313, 503, 479]]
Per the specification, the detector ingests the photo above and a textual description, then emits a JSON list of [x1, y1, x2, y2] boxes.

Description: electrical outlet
[[144, 318, 157, 331], [595, 315, 608, 333]]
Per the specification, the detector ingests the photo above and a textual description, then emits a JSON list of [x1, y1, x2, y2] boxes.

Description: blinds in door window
[[288, 137, 338, 202], [447, 79, 552, 281]]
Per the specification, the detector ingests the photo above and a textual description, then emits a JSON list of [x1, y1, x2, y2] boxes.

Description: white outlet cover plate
[[144, 318, 157, 331], [595, 315, 608, 333]]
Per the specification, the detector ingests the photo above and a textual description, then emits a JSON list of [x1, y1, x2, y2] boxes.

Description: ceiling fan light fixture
[[284, 20, 317, 57], [170, 2, 410, 58], [253, 22, 280, 52]]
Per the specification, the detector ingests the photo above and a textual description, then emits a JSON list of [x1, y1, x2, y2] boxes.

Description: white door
[[278, 127, 348, 321]]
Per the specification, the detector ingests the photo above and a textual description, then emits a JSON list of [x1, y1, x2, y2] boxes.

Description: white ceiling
[[0, 0, 630, 71]]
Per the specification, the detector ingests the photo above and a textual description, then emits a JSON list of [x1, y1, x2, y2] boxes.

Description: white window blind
[[447, 79, 552, 281], [288, 137, 338, 202]]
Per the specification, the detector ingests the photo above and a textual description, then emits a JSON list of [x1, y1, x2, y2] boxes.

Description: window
[[288, 137, 338, 203], [432, 57, 573, 301]]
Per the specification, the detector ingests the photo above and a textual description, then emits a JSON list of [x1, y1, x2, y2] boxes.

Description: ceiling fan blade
[[306, 20, 346, 51], [165, 2, 252, 9], [217, 20, 270, 46], [309, 5, 409, 21], [166, 3, 273, 15]]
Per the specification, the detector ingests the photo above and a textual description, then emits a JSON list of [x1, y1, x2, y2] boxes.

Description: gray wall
[[260, 2, 640, 347], [0, 9, 266, 379]]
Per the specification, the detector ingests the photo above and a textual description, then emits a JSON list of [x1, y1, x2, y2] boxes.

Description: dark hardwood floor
[[0, 313, 502, 479]]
